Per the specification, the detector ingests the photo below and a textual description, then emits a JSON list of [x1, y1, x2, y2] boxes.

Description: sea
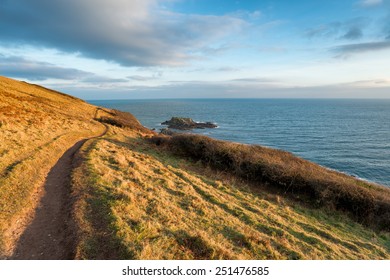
[[89, 99, 390, 187]]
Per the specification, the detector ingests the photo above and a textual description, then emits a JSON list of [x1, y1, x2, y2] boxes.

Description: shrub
[[96, 110, 152, 134], [150, 134, 390, 231]]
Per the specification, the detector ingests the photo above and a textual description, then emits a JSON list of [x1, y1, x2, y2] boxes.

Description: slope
[[0, 76, 105, 257], [71, 125, 390, 259], [1, 77, 389, 260]]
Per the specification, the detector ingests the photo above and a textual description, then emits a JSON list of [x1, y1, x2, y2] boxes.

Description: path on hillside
[[10, 122, 107, 260]]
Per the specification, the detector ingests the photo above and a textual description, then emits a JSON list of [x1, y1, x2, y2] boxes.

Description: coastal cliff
[[1, 76, 389, 260]]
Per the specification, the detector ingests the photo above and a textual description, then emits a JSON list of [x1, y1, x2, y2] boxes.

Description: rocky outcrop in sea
[[161, 117, 217, 130]]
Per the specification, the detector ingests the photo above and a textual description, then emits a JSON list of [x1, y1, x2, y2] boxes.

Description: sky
[[0, 0, 390, 99]]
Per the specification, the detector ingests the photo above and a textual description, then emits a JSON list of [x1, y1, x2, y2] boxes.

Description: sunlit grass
[[72, 126, 390, 259], [0, 76, 103, 257], [1, 76, 389, 260]]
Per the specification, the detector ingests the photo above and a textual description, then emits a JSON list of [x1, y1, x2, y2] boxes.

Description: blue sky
[[0, 0, 389, 99]]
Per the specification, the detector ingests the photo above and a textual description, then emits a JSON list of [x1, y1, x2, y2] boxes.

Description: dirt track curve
[[10, 123, 107, 260]]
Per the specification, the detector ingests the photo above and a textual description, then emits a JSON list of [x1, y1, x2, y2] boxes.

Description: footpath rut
[[10, 123, 107, 260]]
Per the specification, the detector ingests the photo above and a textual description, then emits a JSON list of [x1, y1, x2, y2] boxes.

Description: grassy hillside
[[151, 134, 390, 231], [72, 125, 390, 259], [0, 76, 105, 256], [1, 76, 389, 259]]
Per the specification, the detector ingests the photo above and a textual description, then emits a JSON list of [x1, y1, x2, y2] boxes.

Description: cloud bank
[[0, 0, 246, 67], [332, 40, 390, 55], [62, 81, 390, 100], [0, 55, 91, 81], [0, 55, 128, 84]]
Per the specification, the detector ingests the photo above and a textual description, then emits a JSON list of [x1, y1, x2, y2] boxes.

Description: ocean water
[[90, 99, 390, 187]]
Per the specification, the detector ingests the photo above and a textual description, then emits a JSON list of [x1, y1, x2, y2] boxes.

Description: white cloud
[[359, 0, 383, 7], [0, 55, 128, 84], [0, 0, 247, 67], [0, 55, 91, 81]]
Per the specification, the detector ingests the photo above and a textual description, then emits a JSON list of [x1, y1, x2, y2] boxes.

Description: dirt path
[[11, 125, 107, 260]]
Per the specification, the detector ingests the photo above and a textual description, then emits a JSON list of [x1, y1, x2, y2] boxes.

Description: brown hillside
[[0, 76, 106, 257], [1, 76, 389, 259]]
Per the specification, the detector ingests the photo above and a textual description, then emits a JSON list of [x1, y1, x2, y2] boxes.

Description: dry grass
[[150, 134, 390, 231], [0, 76, 104, 256], [2, 76, 389, 260], [71, 126, 390, 259], [0, 76, 99, 174]]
